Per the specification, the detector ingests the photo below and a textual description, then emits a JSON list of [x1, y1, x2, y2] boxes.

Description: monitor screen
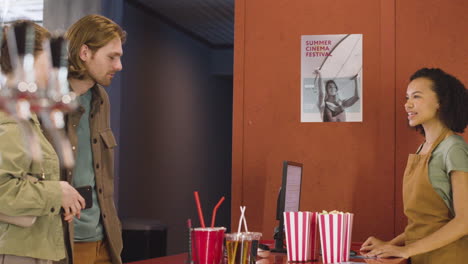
[[277, 161, 303, 220], [283, 163, 302, 212], [272, 161, 303, 252]]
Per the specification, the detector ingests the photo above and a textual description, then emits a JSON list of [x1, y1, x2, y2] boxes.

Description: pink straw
[[193, 191, 206, 228], [210, 196, 225, 227]]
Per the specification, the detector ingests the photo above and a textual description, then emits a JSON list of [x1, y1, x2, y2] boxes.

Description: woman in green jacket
[[0, 20, 84, 264]]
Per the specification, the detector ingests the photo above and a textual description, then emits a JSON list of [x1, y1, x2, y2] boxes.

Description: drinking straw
[[210, 196, 225, 228], [242, 207, 249, 232], [187, 219, 194, 264], [237, 206, 246, 233], [193, 191, 206, 228], [232, 206, 246, 264]]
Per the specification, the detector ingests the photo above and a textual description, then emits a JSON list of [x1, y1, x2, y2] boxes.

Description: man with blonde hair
[[63, 14, 126, 264]]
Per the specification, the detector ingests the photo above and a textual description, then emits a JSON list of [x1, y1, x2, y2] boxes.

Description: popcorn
[[320, 210, 348, 214]]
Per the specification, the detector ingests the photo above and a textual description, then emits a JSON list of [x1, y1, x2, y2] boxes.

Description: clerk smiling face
[[405, 77, 441, 128]]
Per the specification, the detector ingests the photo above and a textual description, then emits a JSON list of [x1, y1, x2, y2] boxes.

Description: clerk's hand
[[59, 181, 85, 219], [360, 236, 387, 252], [363, 257, 406, 264], [364, 244, 410, 259]]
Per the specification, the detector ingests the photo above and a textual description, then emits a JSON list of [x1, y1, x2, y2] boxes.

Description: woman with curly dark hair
[[361, 68, 468, 263]]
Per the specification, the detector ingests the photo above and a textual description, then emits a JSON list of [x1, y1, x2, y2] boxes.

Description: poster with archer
[[301, 34, 363, 122]]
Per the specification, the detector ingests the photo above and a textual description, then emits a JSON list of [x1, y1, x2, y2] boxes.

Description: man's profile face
[[84, 37, 123, 86]]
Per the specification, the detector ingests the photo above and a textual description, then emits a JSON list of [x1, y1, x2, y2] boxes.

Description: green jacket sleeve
[[0, 120, 62, 217]]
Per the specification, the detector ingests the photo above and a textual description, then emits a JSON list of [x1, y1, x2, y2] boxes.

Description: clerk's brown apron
[[403, 129, 468, 263]]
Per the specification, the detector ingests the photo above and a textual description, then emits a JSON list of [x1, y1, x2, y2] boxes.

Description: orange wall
[[232, 0, 468, 243]]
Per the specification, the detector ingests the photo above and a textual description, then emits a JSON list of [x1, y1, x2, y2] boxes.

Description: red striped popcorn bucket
[[318, 213, 354, 263], [283, 211, 318, 262]]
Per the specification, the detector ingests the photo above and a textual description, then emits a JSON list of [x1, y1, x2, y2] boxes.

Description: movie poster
[[301, 34, 363, 123]]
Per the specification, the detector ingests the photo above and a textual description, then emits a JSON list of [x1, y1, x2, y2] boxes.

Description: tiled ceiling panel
[[131, 0, 234, 48]]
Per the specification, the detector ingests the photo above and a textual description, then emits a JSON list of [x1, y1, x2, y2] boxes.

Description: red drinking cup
[[191, 227, 226, 264]]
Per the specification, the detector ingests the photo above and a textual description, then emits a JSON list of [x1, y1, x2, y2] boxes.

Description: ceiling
[[0, 0, 43, 24], [129, 0, 234, 49], [0, 0, 234, 48]]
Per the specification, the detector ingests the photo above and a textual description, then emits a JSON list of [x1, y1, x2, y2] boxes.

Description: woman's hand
[[360, 236, 387, 252], [364, 244, 410, 259], [62, 212, 76, 223], [59, 181, 85, 220]]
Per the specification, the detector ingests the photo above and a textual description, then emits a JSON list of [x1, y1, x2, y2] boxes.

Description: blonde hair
[[66, 14, 126, 79], [0, 20, 51, 74]]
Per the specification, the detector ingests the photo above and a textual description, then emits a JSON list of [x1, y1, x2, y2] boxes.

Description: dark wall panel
[[119, 2, 232, 254]]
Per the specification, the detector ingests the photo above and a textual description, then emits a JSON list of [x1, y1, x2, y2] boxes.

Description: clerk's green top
[[426, 134, 468, 216], [0, 111, 65, 261]]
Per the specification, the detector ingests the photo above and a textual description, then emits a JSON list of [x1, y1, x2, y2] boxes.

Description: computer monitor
[[272, 161, 303, 253]]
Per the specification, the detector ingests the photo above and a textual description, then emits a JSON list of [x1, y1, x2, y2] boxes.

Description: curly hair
[[410, 68, 468, 134], [66, 14, 126, 80], [0, 20, 50, 74]]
